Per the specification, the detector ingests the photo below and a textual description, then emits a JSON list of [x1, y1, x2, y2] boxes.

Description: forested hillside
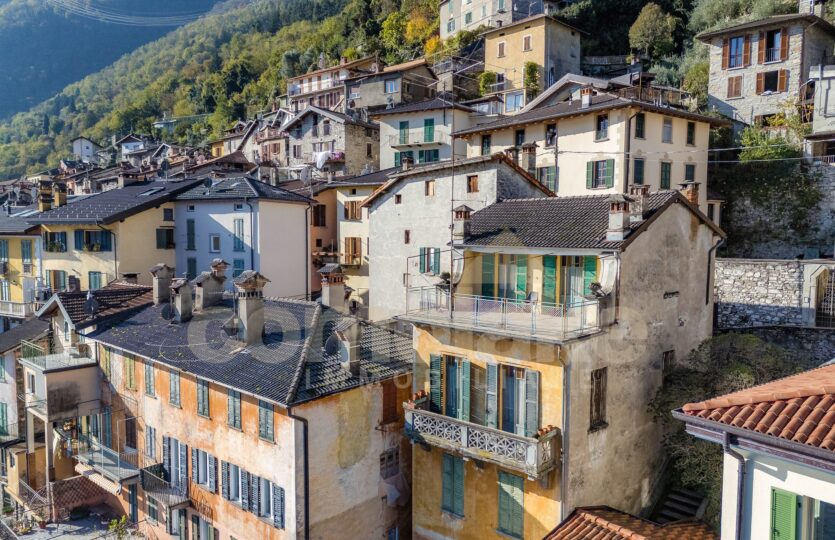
[[0, 0, 221, 120], [0, 0, 818, 178]]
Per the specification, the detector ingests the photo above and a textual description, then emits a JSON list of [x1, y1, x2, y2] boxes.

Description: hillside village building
[[344, 58, 437, 114], [286, 56, 379, 114], [439, 0, 563, 40]]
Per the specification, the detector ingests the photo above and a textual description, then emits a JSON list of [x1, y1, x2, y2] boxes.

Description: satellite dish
[[300, 167, 312, 184], [324, 334, 340, 355]]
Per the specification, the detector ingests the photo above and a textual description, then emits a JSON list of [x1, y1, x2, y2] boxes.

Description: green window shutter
[[399, 121, 409, 144], [586, 161, 593, 189], [156, 229, 166, 249], [460, 359, 470, 422], [191, 515, 199, 540], [524, 370, 540, 437], [424, 118, 435, 142], [432, 248, 441, 275], [686, 164, 696, 182], [543, 256, 556, 304], [515, 255, 528, 300], [661, 162, 671, 189], [394, 152, 401, 168], [453, 456, 464, 517], [635, 113, 645, 138], [429, 354, 443, 413], [486, 363, 498, 428], [498, 472, 524, 538], [634, 159, 645, 185], [482, 255, 495, 297], [771, 488, 797, 540], [442, 453, 454, 513], [419, 248, 426, 273], [605, 159, 615, 188], [583, 256, 597, 296]]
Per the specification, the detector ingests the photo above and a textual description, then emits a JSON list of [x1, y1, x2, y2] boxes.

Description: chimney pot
[[150, 263, 175, 305], [401, 155, 413, 172], [521, 142, 538, 176], [628, 184, 650, 223], [232, 271, 271, 346], [606, 194, 633, 242], [678, 181, 701, 206], [169, 278, 193, 322], [336, 322, 363, 377], [319, 265, 347, 313], [581, 87, 593, 109]]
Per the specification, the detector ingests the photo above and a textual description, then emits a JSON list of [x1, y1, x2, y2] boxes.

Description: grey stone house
[[283, 106, 379, 177], [697, 11, 835, 126], [344, 58, 437, 114]]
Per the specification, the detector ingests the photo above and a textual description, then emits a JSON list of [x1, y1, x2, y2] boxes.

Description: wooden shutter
[[743, 34, 751, 65], [586, 161, 593, 189], [604, 159, 615, 188], [515, 255, 528, 300], [442, 453, 454, 512], [524, 370, 540, 437], [722, 38, 730, 69], [191, 448, 199, 483], [429, 354, 443, 413], [756, 72, 764, 94], [221, 461, 229, 500], [778, 69, 788, 92], [486, 363, 499, 428], [208, 454, 217, 493], [74, 230, 84, 250], [481, 255, 495, 297], [273, 484, 285, 529], [542, 256, 557, 304], [780, 27, 788, 60], [179, 443, 188, 488], [250, 474, 260, 514], [771, 488, 797, 540], [460, 359, 471, 422], [419, 248, 426, 273], [453, 457, 464, 517], [432, 248, 440, 275], [758, 31, 766, 63], [583, 256, 597, 295], [241, 471, 249, 509]]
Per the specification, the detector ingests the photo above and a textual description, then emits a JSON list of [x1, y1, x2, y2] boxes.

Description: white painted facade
[[174, 200, 310, 299], [375, 107, 472, 170], [72, 137, 100, 163]]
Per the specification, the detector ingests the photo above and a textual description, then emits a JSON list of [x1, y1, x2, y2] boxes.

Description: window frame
[[594, 114, 609, 141], [209, 234, 221, 253], [728, 35, 745, 68], [589, 366, 608, 431], [169, 371, 181, 407], [258, 400, 274, 442], [662, 117, 673, 144]]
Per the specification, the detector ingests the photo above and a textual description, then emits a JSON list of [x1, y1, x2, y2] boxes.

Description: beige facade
[[335, 185, 376, 314]]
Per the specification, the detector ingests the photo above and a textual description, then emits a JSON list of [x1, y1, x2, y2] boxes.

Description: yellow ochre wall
[[411, 324, 564, 540], [0, 235, 40, 303]]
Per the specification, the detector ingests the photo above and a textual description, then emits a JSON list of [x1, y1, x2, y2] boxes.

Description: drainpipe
[[623, 112, 639, 194], [243, 198, 256, 271], [724, 431, 746, 540], [706, 237, 725, 305], [560, 361, 570, 520], [287, 408, 309, 539], [304, 205, 311, 300], [97, 224, 117, 284]]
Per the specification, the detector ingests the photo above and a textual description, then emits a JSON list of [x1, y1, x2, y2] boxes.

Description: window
[[0, 357, 5, 382], [763, 28, 783, 62], [88, 271, 102, 290], [384, 79, 399, 94], [170, 371, 181, 407], [662, 117, 673, 143], [145, 362, 155, 396], [187, 204, 195, 212], [465, 11, 472, 24], [233, 218, 245, 252], [633, 158, 645, 185], [420, 247, 441, 274], [634, 113, 645, 138], [537, 166, 557, 192], [442, 453, 464, 517], [380, 447, 399, 479], [767, 488, 835, 540], [394, 150, 414, 168], [514, 129, 525, 148], [404, 230, 410, 244], [192, 378, 209, 417], [660, 162, 672, 189], [497, 41, 506, 57], [101, 346, 111, 379], [312, 205, 327, 227], [498, 472, 524, 538], [192, 449, 217, 492], [418, 149, 440, 163], [226, 462, 242, 503], [209, 234, 221, 253], [147, 497, 159, 523], [590, 367, 607, 430], [156, 228, 174, 249], [292, 145, 301, 158], [344, 237, 362, 264], [481, 134, 491, 156], [43, 232, 67, 252], [395, 194, 402, 205], [727, 75, 743, 98], [587, 160, 613, 189], [186, 219, 196, 251], [163, 208, 174, 221], [545, 124, 557, 147], [447, 19, 455, 33], [0, 240, 7, 262], [367, 143, 373, 158], [344, 201, 362, 220], [186, 258, 197, 281], [0, 403, 7, 436], [227, 389, 242, 429], [145, 425, 156, 458], [259, 400, 274, 441], [425, 180, 435, 197], [0, 281, 7, 303], [74, 231, 111, 252], [21, 240, 32, 273], [505, 92, 524, 113], [685, 163, 696, 182], [233, 203, 244, 211], [522, 35, 532, 51], [757, 69, 786, 93], [467, 175, 479, 193], [124, 354, 136, 390], [728, 35, 745, 68], [595, 114, 609, 140], [232, 259, 244, 278], [686, 122, 696, 146]]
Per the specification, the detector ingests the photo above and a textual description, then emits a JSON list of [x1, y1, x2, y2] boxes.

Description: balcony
[[389, 130, 447, 148], [616, 86, 687, 108], [255, 127, 285, 143], [0, 301, 38, 319], [0, 421, 22, 445], [19, 346, 100, 422], [340, 253, 362, 266], [140, 464, 189, 509], [74, 435, 139, 484], [304, 150, 345, 165], [402, 287, 601, 342], [404, 404, 560, 479], [765, 48, 781, 63]]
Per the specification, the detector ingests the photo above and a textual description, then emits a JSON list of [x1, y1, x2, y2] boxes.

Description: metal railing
[[404, 404, 559, 479], [405, 287, 601, 340], [765, 48, 781, 62], [0, 421, 21, 444], [389, 130, 447, 147], [74, 435, 139, 482], [0, 301, 37, 318], [140, 464, 189, 509], [19, 348, 95, 372], [616, 86, 687, 107]]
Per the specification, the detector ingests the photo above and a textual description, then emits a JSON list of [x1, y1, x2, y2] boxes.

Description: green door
[[399, 121, 409, 144], [423, 118, 435, 142]]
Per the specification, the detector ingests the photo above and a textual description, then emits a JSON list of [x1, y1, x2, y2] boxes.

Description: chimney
[[149, 263, 175, 305], [336, 321, 363, 377], [117, 174, 138, 188], [606, 194, 632, 242], [401, 155, 413, 172], [194, 259, 228, 311], [52, 182, 67, 208], [521, 142, 538, 176], [120, 272, 139, 284], [581, 87, 593, 109], [453, 205, 473, 240], [319, 265, 347, 312], [169, 278, 193, 323], [37, 180, 53, 212], [678, 181, 701, 206], [504, 147, 520, 165], [628, 184, 650, 223], [233, 271, 271, 346]]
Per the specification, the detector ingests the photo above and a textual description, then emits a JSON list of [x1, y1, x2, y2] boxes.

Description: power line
[[45, 0, 232, 27]]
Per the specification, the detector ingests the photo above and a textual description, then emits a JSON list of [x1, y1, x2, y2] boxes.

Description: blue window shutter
[[419, 248, 426, 273], [208, 454, 217, 492], [543, 256, 557, 304], [515, 255, 528, 300], [432, 248, 440, 275], [250, 474, 261, 514], [524, 370, 540, 437], [179, 443, 188, 488], [453, 456, 464, 516], [241, 471, 249, 509], [273, 484, 285, 529], [482, 254, 495, 297], [442, 453, 454, 513], [100, 230, 112, 251], [460, 359, 470, 422], [221, 460, 229, 500], [162, 437, 170, 480], [74, 230, 84, 250], [191, 448, 198, 483], [429, 354, 443, 413], [486, 363, 498, 428]]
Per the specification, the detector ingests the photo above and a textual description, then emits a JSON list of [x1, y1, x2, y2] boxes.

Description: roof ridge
[[577, 510, 648, 540], [285, 303, 323, 405]]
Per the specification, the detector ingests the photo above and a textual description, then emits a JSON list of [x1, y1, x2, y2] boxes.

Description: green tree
[[682, 61, 709, 108], [629, 3, 677, 59], [523, 62, 540, 99]]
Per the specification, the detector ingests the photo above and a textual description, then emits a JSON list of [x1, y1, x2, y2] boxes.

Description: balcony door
[[497, 255, 527, 301], [560, 256, 585, 305], [501, 366, 526, 435]]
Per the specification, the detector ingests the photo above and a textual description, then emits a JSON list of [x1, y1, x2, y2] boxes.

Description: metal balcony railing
[[74, 435, 139, 483], [616, 86, 687, 108], [140, 464, 189, 509], [0, 301, 38, 318], [0, 422, 21, 445], [20, 349, 95, 372], [404, 404, 560, 479], [765, 48, 781, 62], [389, 130, 447, 147], [404, 287, 601, 341]]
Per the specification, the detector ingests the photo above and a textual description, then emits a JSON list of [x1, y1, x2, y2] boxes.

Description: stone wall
[[714, 258, 804, 328]]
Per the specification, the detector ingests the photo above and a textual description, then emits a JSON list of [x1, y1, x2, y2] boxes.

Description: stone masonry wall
[[714, 258, 804, 328]]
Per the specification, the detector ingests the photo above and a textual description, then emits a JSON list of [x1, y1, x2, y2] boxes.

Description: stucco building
[[344, 58, 437, 114], [439, 0, 562, 39], [401, 187, 724, 538], [286, 56, 378, 114]]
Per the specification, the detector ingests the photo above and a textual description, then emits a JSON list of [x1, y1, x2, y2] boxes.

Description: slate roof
[[680, 364, 835, 452], [370, 97, 475, 117], [29, 179, 203, 225], [696, 13, 835, 40], [545, 507, 717, 540], [88, 297, 412, 406], [283, 167, 397, 197], [0, 319, 50, 354], [41, 282, 153, 330], [0, 205, 39, 234], [463, 191, 722, 250], [175, 176, 313, 204]]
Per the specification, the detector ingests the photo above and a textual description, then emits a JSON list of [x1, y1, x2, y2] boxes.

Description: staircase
[[651, 487, 708, 524]]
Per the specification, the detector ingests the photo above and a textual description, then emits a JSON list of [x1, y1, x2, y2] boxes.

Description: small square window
[[404, 230, 411, 244], [163, 208, 174, 221], [522, 35, 532, 51], [315, 238, 323, 248], [662, 350, 676, 373], [187, 205, 196, 212], [425, 180, 435, 197], [395, 194, 402, 205], [234, 203, 244, 211], [466, 175, 478, 193]]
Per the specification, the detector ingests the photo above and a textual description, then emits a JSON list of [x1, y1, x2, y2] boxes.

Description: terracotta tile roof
[[681, 364, 835, 451], [545, 507, 717, 540]]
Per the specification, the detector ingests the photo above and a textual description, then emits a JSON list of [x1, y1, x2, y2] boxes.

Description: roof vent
[[606, 194, 633, 242], [232, 271, 271, 346]]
